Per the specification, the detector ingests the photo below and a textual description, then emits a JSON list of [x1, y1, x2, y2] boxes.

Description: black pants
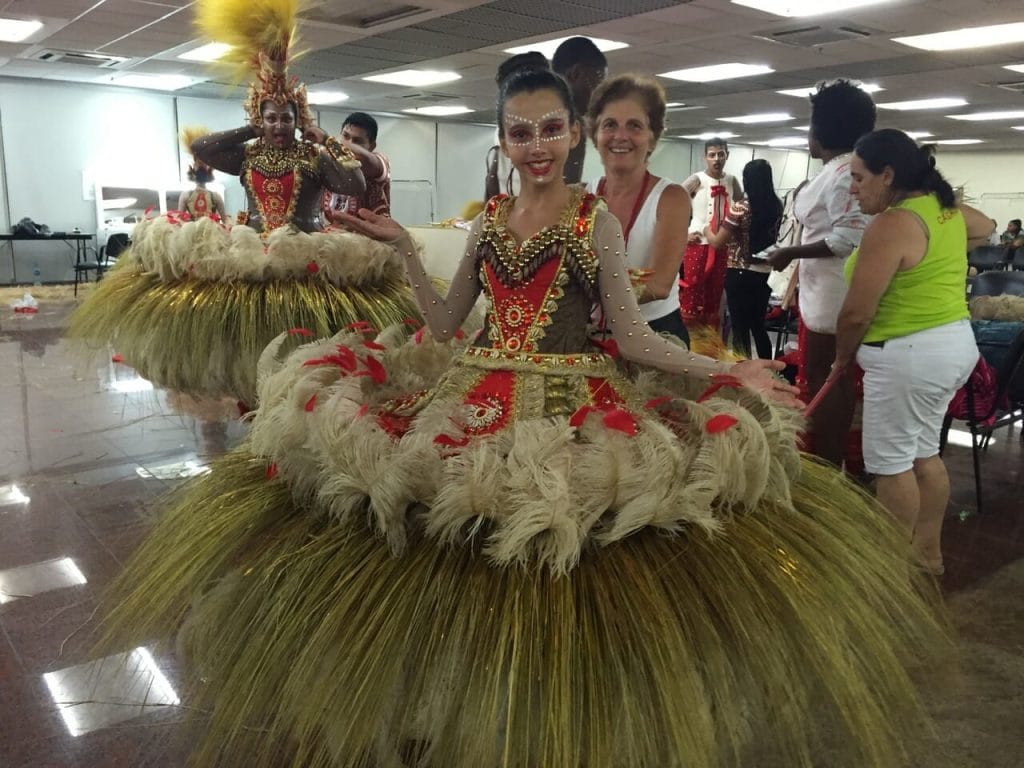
[[648, 308, 691, 347], [724, 268, 772, 359]]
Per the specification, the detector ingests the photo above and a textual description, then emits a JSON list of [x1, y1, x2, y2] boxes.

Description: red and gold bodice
[[184, 189, 214, 219], [241, 142, 321, 233], [475, 189, 601, 356]]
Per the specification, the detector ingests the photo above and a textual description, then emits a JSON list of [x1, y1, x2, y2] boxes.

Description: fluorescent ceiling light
[[403, 106, 474, 116], [731, 0, 893, 17], [795, 124, 809, 130], [776, 82, 882, 98], [307, 90, 349, 105], [877, 97, 967, 111], [934, 139, 984, 145], [1014, 126, 1024, 131], [504, 36, 628, 59], [718, 112, 793, 124], [665, 102, 685, 107], [0, 18, 43, 42], [1005, 64, 1024, 74], [178, 42, 231, 62], [755, 137, 809, 147], [112, 74, 198, 91], [680, 131, 739, 140], [947, 110, 1024, 122], [660, 63, 774, 83], [895, 23, 1024, 52], [363, 69, 460, 87], [904, 131, 933, 139]]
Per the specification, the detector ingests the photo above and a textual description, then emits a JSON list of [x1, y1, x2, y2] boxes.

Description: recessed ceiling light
[[363, 70, 461, 87], [680, 131, 740, 140], [754, 137, 810, 147], [776, 82, 883, 98], [718, 112, 793, 124], [947, 110, 1024, 122], [904, 131, 934, 139], [0, 18, 43, 42], [1005, 64, 1024, 74], [666, 102, 685, 108], [307, 91, 350, 105], [660, 63, 774, 83], [178, 42, 231, 62], [503, 36, 628, 59], [877, 97, 967, 111], [111, 74, 199, 91], [933, 139, 984, 145], [795, 125, 810, 130], [894, 22, 1024, 52], [403, 106, 474, 117], [731, 0, 894, 17]]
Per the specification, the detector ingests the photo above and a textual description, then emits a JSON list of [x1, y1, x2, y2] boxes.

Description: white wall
[[931, 150, 1024, 230]]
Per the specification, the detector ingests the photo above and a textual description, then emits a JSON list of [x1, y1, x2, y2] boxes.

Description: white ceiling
[[2, 0, 1024, 149]]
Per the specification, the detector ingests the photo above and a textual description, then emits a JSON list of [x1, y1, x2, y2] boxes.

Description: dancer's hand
[[767, 247, 795, 271], [332, 209, 406, 243], [728, 359, 802, 409], [303, 126, 328, 144]]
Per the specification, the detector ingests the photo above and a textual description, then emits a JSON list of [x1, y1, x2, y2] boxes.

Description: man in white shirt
[[679, 138, 743, 328], [767, 80, 876, 467]]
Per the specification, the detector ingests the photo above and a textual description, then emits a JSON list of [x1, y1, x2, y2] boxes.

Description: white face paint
[[503, 108, 571, 151]]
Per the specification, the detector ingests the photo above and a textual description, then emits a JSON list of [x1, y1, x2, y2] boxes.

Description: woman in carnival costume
[[177, 126, 227, 221], [99, 68, 949, 768], [68, 0, 419, 409]]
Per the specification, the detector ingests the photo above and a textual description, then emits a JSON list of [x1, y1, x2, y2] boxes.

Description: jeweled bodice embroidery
[[242, 142, 321, 233], [476, 191, 600, 354]]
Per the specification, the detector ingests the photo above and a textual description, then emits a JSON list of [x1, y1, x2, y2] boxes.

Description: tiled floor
[[1, 299, 1022, 767]]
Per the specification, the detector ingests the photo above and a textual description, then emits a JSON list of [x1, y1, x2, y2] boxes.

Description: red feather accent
[[306, 261, 320, 274], [363, 340, 387, 351], [697, 376, 744, 403], [304, 394, 317, 412], [356, 403, 369, 418], [266, 462, 278, 479], [706, 414, 739, 434], [602, 408, 638, 436], [345, 321, 376, 333], [363, 356, 387, 384], [644, 395, 672, 409], [111, 353, 124, 363], [288, 327, 313, 336], [433, 433, 471, 448], [414, 327, 426, 344], [454, 328, 466, 340]]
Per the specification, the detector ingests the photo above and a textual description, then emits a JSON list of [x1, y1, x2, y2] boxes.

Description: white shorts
[[857, 319, 978, 476]]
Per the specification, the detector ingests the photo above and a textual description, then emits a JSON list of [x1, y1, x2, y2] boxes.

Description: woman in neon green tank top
[[834, 128, 994, 575]]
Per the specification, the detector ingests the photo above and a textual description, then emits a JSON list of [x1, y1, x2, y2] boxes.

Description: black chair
[[971, 270, 1024, 298], [765, 306, 798, 358], [939, 326, 1024, 514], [74, 233, 129, 296], [967, 245, 1007, 273]]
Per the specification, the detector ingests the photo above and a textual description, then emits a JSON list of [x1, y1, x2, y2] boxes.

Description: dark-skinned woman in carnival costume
[[68, 0, 419, 413], [97, 64, 950, 768]]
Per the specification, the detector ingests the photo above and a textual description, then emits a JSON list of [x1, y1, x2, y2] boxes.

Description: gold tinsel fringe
[[96, 453, 950, 768], [66, 265, 419, 405]]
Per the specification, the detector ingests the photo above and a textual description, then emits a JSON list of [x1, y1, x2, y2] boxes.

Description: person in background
[[552, 36, 608, 185], [178, 126, 226, 220], [706, 159, 783, 359], [767, 79, 876, 467], [484, 51, 551, 199], [587, 74, 691, 343], [835, 129, 994, 575], [680, 138, 744, 332], [324, 112, 391, 225], [1000, 218, 1023, 257]]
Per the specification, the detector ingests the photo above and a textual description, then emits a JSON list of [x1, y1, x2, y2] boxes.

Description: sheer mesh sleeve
[[391, 215, 485, 341], [594, 210, 731, 380]]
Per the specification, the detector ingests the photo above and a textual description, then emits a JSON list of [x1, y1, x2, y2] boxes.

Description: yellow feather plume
[[194, 0, 307, 82], [180, 125, 210, 153]]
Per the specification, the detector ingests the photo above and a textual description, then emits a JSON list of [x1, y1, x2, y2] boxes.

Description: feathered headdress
[[180, 125, 214, 181], [195, 0, 313, 129]]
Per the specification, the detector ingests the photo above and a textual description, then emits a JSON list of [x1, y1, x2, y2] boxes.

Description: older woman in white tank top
[[586, 74, 691, 344]]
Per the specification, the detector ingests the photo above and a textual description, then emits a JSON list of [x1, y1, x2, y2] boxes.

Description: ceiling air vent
[[755, 24, 871, 47], [994, 80, 1024, 93], [308, 1, 425, 28], [30, 49, 128, 67], [394, 91, 461, 101]]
